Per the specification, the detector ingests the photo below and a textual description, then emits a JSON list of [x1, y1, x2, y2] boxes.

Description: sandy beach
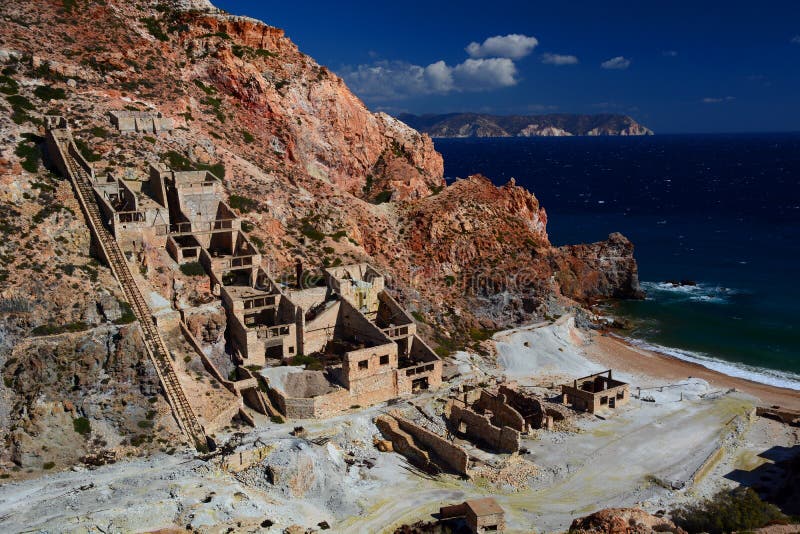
[[584, 331, 800, 411]]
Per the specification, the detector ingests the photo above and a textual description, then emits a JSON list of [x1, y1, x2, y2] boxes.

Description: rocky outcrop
[[398, 112, 653, 138], [0, 0, 644, 469], [552, 232, 645, 302], [570, 508, 686, 534]]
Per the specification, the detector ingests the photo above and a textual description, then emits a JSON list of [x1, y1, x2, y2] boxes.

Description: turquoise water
[[435, 134, 800, 389]]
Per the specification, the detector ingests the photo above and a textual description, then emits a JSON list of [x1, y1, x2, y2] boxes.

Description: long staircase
[[48, 121, 208, 450]]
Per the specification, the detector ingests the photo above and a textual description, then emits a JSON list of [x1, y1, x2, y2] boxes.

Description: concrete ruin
[[261, 263, 443, 418], [109, 110, 173, 134], [440, 498, 506, 533], [375, 411, 470, 476], [440, 383, 571, 455], [49, 116, 442, 426], [448, 397, 521, 454], [561, 370, 630, 414]]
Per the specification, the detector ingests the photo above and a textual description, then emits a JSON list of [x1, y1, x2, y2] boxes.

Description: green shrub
[[229, 194, 257, 213], [270, 415, 284, 424], [249, 235, 264, 252], [192, 79, 216, 95], [253, 48, 278, 59], [33, 85, 67, 101], [291, 354, 323, 370], [164, 150, 192, 170], [671, 488, 786, 534], [241, 220, 254, 233], [444, 275, 456, 287], [15, 140, 39, 173], [411, 311, 425, 323], [74, 138, 101, 162], [89, 126, 110, 138], [179, 261, 205, 277], [163, 151, 225, 179], [6, 94, 33, 110], [300, 222, 324, 242], [140, 17, 168, 41], [372, 190, 392, 204], [137, 420, 154, 429], [72, 417, 91, 435], [242, 130, 255, 143], [42, 461, 55, 470], [113, 301, 136, 324], [468, 327, 495, 342], [32, 322, 89, 336], [0, 75, 18, 95]]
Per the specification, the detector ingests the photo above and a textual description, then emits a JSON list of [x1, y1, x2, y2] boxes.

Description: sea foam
[[625, 337, 800, 392], [641, 281, 738, 303]]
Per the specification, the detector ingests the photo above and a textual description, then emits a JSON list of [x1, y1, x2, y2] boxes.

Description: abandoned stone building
[[56, 113, 443, 423], [109, 110, 173, 134], [561, 370, 630, 414], [443, 383, 571, 455], [374, 383, 571, 476], [93, 170, 170, 248], [440, 498, 506, 533]]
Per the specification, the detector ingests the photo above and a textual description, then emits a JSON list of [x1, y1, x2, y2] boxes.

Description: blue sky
[[214, 0, 800, 133]]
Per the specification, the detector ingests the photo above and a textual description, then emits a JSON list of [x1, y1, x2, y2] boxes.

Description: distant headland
[[396, 112, 654, 137]]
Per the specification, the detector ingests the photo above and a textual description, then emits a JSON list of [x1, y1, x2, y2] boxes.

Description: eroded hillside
[[0, 0, 641, 473]]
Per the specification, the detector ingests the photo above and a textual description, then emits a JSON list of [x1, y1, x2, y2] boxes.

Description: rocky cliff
[[398, 112, 654, 137], [570, 508, 686, 534], [0, 0, 641, 471]]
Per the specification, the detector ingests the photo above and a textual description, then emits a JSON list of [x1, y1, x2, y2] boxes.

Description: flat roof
[[466, 497, 504, 517]]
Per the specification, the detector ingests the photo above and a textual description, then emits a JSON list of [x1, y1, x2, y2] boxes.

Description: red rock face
[[553, 232, 644, 301], [0, 0, 640, 340], [570, 507, 687, 534]]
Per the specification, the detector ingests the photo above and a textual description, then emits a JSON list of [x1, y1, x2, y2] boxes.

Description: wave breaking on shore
[[624, 337, 800, 391]]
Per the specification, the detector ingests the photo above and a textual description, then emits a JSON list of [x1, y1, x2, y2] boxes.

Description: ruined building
[[440, 498, 506, 533], [48, 113, 443, 430], [561, 370, 630, 414], [263, 262, 443, 418], [109, 110, 173, 134]]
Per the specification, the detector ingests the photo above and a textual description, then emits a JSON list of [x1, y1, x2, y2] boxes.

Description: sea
[[435, 134, 800, 391]]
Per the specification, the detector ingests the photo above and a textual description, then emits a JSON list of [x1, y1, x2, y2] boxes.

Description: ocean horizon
[[435, 134, 800, 391]]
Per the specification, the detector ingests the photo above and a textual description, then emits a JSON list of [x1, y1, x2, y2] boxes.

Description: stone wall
[[268, 386, 351, 419], [109, 111, 173, 134], [375, 415, 431, 470], [219, 444, 272, 473], [475, 390, 526, 432], [392, 413, 469, 475], [301, 300, 340, 355], [449, 403, 519, 454], [498, 385, 545, 429]]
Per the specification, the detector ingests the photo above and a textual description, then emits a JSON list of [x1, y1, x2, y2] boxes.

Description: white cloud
[[541, 52, 579, 65], [465, 34, 539, 59], [601, 56, 631, 69], [792, 35, 800, 44], [424, 60, 454, 92], [702, 96, 735, 104], [452, 58, 518, 88], [339, 57, 518, 100], [662, 50, 678, 57]]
